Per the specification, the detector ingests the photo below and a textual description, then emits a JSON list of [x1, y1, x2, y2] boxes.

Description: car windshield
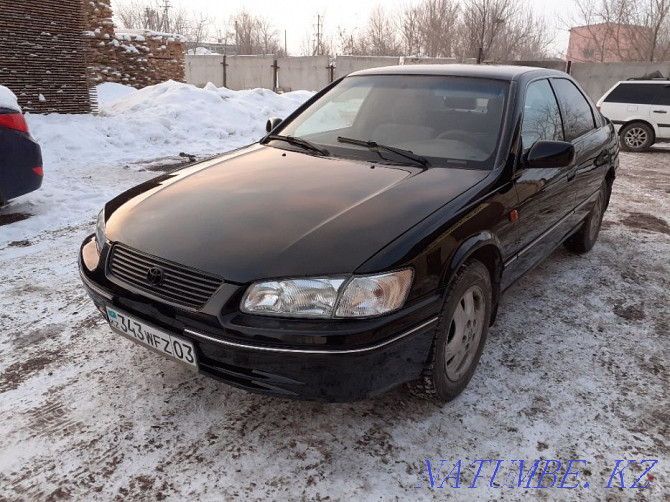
[[271, 74, 509, 169]]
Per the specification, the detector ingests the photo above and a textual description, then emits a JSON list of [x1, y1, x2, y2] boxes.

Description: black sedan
[[0, 86, 43, 205], [79, 65, 618, 402]]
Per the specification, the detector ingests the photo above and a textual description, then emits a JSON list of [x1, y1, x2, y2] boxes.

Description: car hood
[[105, 144, 488, 283]]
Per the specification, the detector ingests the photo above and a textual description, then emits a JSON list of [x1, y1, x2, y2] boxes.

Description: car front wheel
[[620, 122, 653, 152], [417, 260, 492, 402]]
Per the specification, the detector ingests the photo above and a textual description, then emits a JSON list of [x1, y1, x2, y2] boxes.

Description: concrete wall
[[226, 55, 276, 91], [570, 62, 670, 100], [185, 55, 670, 103], [402, 57, 458, 65], [277, 56, 330, 92], [334, 56, 400, 79], [186, 55, 224, 87]]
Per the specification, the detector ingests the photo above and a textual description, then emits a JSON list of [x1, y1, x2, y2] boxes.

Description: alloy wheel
[[624, 127, 648, 149]]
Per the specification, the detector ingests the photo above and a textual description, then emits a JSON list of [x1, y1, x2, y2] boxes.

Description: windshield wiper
[[265, 134, 329, 156], [337, 136, 429, 167]]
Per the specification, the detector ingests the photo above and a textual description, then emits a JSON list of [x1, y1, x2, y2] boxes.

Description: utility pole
[[313, 14, 323, 55], [161, 0, 171, 32]]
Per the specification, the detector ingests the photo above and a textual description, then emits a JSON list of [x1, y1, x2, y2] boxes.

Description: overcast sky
[[112, 0, 579, 57]]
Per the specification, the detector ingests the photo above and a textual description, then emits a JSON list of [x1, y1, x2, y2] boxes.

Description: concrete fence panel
[[570, 62, 670, 100], [334, 56, 401, 80], [225, 55, 276, 91], [402, 57, 458, 65], [278, 56, 331, 92], [186, 55, 224, 87]]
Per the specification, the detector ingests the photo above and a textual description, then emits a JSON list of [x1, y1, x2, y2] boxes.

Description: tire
[[619, 122, 653, 152], [564, 181, 609, 254], [417, 260, 492, 402]]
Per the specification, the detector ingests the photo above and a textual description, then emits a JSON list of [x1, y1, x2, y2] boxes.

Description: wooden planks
[[0, 0, 96, 114]]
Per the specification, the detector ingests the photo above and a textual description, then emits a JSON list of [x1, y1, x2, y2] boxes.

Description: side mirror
[[266, 117, 283, 133], [526, 140, 575, 169]]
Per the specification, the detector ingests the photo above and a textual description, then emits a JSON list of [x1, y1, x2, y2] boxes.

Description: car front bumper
[[79, 235, 441, 402]]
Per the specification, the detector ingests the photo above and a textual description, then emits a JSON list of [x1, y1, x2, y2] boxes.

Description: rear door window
[[652, 84, 670, 106], [551, 79, 596, 141], [604, 83, 661, 105]]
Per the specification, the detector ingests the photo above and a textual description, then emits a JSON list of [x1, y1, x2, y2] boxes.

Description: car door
[[650, 83, 670, 139], [550, 78, 610, 224], [503, 78, 576, 288]]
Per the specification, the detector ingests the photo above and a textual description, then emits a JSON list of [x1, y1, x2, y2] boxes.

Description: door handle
[[653, 110, 667, 114], [594, 150, 610, 167]]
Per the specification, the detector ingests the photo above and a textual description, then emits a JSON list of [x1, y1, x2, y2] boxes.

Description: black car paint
[[79, 65, 619, 401], [0, 107, 42, 204]]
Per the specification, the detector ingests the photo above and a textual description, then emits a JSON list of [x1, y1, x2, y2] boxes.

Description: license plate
[[105, 306, 198, 369]]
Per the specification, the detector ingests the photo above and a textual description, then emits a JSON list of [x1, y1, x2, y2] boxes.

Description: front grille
[[108, 244, 223, 310]]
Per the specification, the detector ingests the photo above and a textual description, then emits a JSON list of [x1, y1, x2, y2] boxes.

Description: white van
[[597, 80, 670, 152]]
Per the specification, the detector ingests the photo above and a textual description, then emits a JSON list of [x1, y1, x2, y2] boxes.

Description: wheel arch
[[620, 119, 657, 142], [442, 232, 504, 326]]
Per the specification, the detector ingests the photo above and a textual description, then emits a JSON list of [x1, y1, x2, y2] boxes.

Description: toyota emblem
[[146, 267, 164, 286]]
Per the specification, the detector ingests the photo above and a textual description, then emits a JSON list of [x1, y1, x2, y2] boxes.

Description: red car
[[0, 85, 43, 205]]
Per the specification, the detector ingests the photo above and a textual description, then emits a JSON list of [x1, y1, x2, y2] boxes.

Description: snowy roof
[[115, 29, 187, 43]]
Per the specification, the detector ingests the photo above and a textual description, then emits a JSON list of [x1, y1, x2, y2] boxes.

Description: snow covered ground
[[0, 83, 669, 500]]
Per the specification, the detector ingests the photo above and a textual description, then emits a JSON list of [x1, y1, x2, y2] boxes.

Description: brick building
[[567, 23, 654, 63]]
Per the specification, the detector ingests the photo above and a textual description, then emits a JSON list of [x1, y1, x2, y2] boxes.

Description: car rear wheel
[[564, 181, 609, 254], [417, 260, 491, 402], [620, 122, 653, 152]]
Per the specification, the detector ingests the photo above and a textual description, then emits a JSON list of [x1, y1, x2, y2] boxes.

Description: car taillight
[[33, 166, 43, 176], [0, 113, 29, 133]]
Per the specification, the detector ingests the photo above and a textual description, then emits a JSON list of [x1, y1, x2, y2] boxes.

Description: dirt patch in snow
[[0, 211, 32, 227], [621, 211, 670, 234]]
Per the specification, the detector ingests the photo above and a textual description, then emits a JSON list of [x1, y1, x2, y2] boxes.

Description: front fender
[[443, 232, 504, 325]]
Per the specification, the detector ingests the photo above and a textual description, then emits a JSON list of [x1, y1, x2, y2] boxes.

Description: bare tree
[[116, 0, 190, 34], [340, 5, 402, 56], [456, 0, 552, 61], [229, 10, 283, 55], [116, 0, 212, 50], [400, 4, 423, 55], [567, 0, 670, 62], [187, 13, 211, 54], [417, 0, 460, 57]]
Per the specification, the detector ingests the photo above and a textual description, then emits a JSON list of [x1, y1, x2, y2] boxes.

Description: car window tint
[[521, 79, 563, 152], [604, 83, 661, 104], [294, 83, 373, 137], [653, 85, 670, 106], [552, 79, 596, 141], [280, 75, 509, 169]]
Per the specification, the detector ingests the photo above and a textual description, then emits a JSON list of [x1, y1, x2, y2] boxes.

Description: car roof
[[614, 80, 670, 84], [348, 64, 567, 81]]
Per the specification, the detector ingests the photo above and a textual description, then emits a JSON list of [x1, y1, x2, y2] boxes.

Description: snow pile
[[1, 81, 312, 244], [27, 80, 312, 168], [0, 84, 21, 112], [96, 82, 137, 105], [189, 47, 220, 55]]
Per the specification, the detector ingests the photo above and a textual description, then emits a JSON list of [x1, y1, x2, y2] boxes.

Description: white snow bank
[[0, 84, 21, 112], [189, 47, 220, 55], [96, 82, 137, 105], [1, 81, 312, 244]]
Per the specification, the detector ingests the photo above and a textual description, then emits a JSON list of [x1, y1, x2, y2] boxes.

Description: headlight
[[241, 278, 346, 318], [335, 269, 413, 318], [240, 269, 413, 319], [95, 209, 106, 253]]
